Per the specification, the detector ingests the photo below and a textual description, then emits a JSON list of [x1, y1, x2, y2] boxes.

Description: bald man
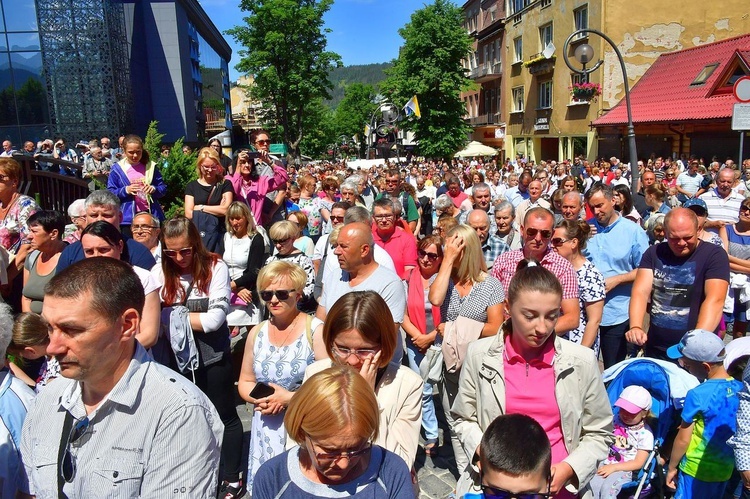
[[467, 209, 509, 267], [626, 208, 729, 359], [316, 222, 406, 361]]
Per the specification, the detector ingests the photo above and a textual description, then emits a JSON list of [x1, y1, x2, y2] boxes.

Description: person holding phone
[[228, 130, 288, 226], [237, 261, 325, 493]]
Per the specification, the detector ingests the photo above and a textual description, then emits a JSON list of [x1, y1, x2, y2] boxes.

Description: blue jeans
[[405, 340, 439, 442]]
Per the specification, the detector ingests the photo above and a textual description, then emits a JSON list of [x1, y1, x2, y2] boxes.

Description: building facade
[[0, 0, 231, 147], [461, 0, 750, 162], [461, 0, 506, 152]]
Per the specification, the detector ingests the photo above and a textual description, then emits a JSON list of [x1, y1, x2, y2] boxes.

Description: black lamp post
[[563, 29, 639, 196], [366, 101, 399, 160]]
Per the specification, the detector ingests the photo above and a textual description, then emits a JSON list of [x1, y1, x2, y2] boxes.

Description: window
[[514, 37, 523, 63], [510, 0, 531, 15], [570, 73, 585, 102], [539, 24, 553, 51], [490, 5, 497, 21], [538, 80, 552, 109], [512, 87, 524, 112], [691, 63, 719, 86], [574, 5, 588, 38]]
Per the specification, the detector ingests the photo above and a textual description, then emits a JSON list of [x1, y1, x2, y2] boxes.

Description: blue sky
[[202, 0, 430, 80]]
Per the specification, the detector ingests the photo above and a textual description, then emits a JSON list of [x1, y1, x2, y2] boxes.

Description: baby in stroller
[[590, 385, 655, 499]]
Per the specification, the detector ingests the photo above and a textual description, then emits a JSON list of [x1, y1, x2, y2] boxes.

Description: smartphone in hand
[[249, 382, 275, 400]]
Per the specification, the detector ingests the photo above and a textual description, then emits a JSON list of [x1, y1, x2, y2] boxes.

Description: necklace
[[270, 312, 300, 347], [0, 192, 18, 223]]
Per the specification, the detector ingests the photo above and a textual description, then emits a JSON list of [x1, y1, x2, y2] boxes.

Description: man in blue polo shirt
[[585, 183, 648, 368]]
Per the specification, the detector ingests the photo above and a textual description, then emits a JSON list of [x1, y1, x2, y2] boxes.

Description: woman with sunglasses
[[297, 174, 329, 244], [238, 260, 325, 493], [227, 138, 288, 227], [80, 221, 161, 349], [252, 365, 414, 498], [724, 199, 750, 339], [402, 235, 443, 457], [552, 220, 605, 355], [185, 147, 234, 253], [429, 224, 505, 474], [156, 216, 244, 498], [452, 261, 613, 499], [304, 291, 423, 473], [266, 220, 316, 313]]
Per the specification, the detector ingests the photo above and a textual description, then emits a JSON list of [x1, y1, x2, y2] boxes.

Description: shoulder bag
[[441, 301, 485, 373]]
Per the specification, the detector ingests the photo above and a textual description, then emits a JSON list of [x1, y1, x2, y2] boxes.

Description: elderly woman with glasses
[[227, 129, 289, 226], [154, 216, 244, 497], [252, 365, 414, 498], [238, 260, 325, 493], [303, 291, 423, 472], [266, 220, 316, 313]]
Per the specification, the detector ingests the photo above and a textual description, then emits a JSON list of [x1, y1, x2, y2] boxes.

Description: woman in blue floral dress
[[237, 261, 325, 490]]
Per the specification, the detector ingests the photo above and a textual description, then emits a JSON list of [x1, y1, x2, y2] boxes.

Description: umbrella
[[454, 141, 499, 157]]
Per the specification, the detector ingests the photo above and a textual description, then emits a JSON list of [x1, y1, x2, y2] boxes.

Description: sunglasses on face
[[418, 249, 440, 261], [255, 139, 271, 145], [525, 228, 553, 239], [272, 238, 291, 245], [551, 237, 569, 246], [163, 247, 193, 258], [330, 215, 345, 223], [260, 289, 295, 301]]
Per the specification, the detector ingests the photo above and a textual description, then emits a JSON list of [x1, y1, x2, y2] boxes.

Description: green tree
[[333, 83, 377, 158], [300, 99, 336, 159], [160, 137, 198, 219], [143, 120, 165, 166], [382, 0, 474, 159], [227, 0, 341, 163]]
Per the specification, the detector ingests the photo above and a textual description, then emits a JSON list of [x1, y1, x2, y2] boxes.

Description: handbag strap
[[205, 183, 219, 205], [181, 281, 196, 306], [57, 411, 74, 498]]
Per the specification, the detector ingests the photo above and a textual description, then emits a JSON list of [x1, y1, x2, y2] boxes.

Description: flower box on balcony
[[524, 54, 556, 75], [570, 82, 602, 102]]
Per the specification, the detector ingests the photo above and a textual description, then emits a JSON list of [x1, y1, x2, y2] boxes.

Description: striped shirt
[[699, 188, 744, 224], [20, 344, 224, 498]]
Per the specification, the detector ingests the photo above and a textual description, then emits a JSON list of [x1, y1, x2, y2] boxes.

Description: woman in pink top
[[452, 260, 613, 499]]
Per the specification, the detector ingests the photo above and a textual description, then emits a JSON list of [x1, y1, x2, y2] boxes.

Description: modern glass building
[[0, 0, 231, 146]]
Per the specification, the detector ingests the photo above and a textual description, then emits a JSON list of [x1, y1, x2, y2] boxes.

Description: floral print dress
[[297, 196, 324, 237], [0, 194, 38, 254]]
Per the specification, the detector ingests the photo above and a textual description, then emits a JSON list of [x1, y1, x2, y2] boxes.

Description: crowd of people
[[4, 132, 750, 499]]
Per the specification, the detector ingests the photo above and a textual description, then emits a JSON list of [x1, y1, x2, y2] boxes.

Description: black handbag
[[193, 184, 225, 254]]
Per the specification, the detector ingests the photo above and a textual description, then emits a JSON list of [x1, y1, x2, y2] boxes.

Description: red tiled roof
[[593, 34, 750, 126]]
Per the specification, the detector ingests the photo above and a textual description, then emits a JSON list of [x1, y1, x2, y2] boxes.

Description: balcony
[[524, 53, 555, 75], [473, 61, 502, 83], [468, 113, 498, 126]]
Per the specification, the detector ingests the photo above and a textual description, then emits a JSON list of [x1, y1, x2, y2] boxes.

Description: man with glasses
[[131, 211, 162, 264], [491, 207, 580, 335], [371, 198, 417, 280], [626, 208, 728, 359], [585, 183, 649, 368], [19, 258, 223, 498], [375, 168, 420, 232], [56, 190, 156, 272]]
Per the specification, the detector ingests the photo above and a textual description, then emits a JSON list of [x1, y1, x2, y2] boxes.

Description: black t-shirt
[[640, 241, 729, 353], [185, 180, 234, 206]]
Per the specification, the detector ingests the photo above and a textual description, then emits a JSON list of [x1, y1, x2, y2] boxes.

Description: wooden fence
[[12, 154, 90, 213]]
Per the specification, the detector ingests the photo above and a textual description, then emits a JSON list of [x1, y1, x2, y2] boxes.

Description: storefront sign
[[534, 117, 549, 131]]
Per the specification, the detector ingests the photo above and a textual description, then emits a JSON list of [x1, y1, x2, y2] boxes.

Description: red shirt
[[372, 226, 418, 280]]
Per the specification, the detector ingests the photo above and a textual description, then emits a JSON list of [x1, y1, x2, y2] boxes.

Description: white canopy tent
[[454, 141, 499, 158]]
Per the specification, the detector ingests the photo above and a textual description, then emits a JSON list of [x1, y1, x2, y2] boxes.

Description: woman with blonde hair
[[184, 147, 234, 253], [252, 365, 414, 498], [223, 202, 267, 332], [266, 220, 315, 312], [303, 291, 423, 469], [107, 134, 167, 236], [238, 260, 325, 492], [428, 223, 505, 473], [296, 174, 329, 243], [287, 211, 315, 257]]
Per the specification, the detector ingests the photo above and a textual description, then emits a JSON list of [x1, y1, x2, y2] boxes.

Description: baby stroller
[[603, 358, 689, 499]]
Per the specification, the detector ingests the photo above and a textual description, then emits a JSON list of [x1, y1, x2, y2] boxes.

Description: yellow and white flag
[[403, 95, 421, 118], [364, 124, 371, 137]]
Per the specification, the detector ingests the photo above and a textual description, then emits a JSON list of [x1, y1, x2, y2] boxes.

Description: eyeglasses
[[551, 237, 570, 246], [61, 416, 90, 483], [385, 179, 400, 185], [418, 249, 440, 261], [332, 344, 379, 359], [307, 437, 371, 466], [272, 237, 291, 245], [525, 228, 553, 239], [255, 139, 271, 145], [163, 247, 193, 258], [741, 206, 750, 213], [132, 224, 157, 232], [260, 289, 295, 301], [374, 214, 394, 220]]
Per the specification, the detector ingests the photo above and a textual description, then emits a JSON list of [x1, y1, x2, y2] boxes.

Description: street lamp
[[563, 29, 639, 196], [366, 101, 399, 160]]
